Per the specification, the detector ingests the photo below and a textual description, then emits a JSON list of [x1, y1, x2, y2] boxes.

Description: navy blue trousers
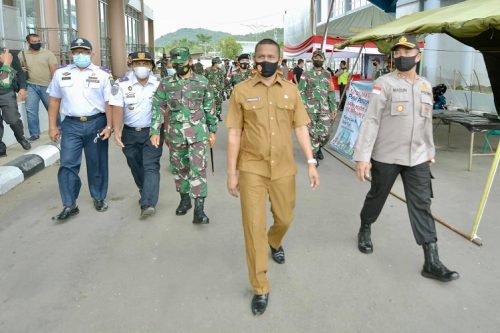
[[58, 115, 108, 207], [122, 127, 163, 207]]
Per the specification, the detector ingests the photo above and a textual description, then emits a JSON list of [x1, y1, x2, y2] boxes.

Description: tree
[[218, 37, 243, 60], [196, 34, 212, 56]]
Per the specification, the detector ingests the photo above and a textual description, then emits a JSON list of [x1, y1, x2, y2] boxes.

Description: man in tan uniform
[[354, 35, 459, 282], [226, 38, 320, 316]]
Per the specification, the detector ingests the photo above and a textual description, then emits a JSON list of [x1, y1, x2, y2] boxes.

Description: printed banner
[[329, 80, 374, 160]]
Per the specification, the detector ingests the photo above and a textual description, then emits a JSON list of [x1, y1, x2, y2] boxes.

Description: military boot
[[357, 223, 373, 254], [11, 119, 31, 150], [175, 193, 192, 215], [421, 242, 459, 282], [316, 146, 324, 160], [192, 197, 209, 224]]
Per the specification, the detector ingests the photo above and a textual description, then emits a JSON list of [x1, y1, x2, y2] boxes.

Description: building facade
[[0, 0, 155, 146]]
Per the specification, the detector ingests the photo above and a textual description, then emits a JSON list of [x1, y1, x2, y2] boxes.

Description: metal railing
[[35, 27, 78, 65]]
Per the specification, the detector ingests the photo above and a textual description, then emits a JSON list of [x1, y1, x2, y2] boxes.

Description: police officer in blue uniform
[[47, 37, 113, 221], [110, 51, 163, 219]]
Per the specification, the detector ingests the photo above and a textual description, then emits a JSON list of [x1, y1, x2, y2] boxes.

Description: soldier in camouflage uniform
[[230, 53, 253, 88], [204, 57, 225, 121], [0, 49, 15, 90], [150, 47, 218, 224], [193, 58, 204, 75], [156, 53, 169, 78], [298, 50, 336, 165]]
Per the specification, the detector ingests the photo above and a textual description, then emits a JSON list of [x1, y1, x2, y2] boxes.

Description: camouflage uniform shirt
[[0, 64, 14, 90], [298, 68, 336, 114], [150, 73, 218, 144], [230, 69, 253, 87]]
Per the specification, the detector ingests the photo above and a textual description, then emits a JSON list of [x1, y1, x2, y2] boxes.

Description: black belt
[[124, 124, 150, 132], [66, 113, 104, 122]]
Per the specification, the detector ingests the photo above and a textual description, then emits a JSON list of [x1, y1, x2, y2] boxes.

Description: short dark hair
[[281, 59, 287, 65], [255, 38, 280, 54], [298, 59, 304, 65], [340, 60, 346, 65], [26, 33, 39, 42]]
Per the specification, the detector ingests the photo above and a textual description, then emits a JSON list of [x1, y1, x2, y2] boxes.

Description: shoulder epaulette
[[99, 66, 111, 74], [119, 76, 130, 82]]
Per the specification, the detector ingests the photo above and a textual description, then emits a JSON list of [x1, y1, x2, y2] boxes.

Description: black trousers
[[338, 84, 347, 111], [122, 126, 163, 207], [0, 91, 25, 153], [360, 159, 437, 245]]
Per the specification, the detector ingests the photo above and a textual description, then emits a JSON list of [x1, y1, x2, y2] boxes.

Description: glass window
[[1, 0, 25, 48]]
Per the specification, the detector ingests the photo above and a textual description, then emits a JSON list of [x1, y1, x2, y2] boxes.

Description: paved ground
[[0, 103, 499, 332]]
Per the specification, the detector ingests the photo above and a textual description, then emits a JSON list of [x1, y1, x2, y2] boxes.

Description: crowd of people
[[0, 34, 458, 316]]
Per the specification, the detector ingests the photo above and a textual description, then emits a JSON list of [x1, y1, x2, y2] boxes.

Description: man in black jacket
[[0, 48, 31, 156]]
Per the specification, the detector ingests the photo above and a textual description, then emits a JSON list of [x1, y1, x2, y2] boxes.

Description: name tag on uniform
[[246, 97, 260, 102], [60, 77, 73, 87]]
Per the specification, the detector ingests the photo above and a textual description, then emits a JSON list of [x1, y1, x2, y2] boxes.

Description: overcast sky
[[145, 0, 296, 38]]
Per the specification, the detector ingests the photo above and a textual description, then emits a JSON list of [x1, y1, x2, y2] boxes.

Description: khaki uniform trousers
[[239, 171, 296, 295]]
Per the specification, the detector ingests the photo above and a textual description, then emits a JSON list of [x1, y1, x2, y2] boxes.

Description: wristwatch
[[307, 158, 318, 165]]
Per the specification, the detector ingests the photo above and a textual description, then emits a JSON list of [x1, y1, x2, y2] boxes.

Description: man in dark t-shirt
[[292, 59, 304, 84]]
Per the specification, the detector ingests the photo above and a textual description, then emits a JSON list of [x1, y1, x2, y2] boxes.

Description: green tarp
[[335, 0, 500, 115]]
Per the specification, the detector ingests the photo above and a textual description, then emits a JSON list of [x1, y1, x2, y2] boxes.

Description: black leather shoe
[[176, 193, 192, 215], [358, 223, 373, 254], [93, 199, 108, 212], [316, 147, 324, 160], [0, 151, 6, 158], [19, 137, 31, 150], [270, 245, 285, 264], [52, 206, 79, 221], [251, 293, 269, 316], [140, 206, 156, 219]]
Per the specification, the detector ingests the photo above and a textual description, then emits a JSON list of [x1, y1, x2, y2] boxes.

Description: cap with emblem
[[130, 51, 153, 62], [170, 47, 190, 64], [391, 35, 420, 51], [237, 53, 250, 62], [212, 57, 221, 64], [70, 37, 92, 50], [312, 50, 325, 59]]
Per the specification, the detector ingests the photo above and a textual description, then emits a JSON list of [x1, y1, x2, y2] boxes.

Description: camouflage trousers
[[169, 140, 208, 198], [308, 112, 334, 154], [214, 92, 223, 117]]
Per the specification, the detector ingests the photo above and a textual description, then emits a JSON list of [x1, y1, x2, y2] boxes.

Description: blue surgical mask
[[166, 68, 176, 76], [73, 54, 91, 68]]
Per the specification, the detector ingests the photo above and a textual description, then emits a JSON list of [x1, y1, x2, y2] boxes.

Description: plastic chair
[[482, 130, 500, 153]]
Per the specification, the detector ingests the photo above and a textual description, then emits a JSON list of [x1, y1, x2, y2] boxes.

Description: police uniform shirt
[[47, 63, 111, 117], [226, 74, 310, 180], [109, 72, 160, 128], [353, 71, 435, 166]]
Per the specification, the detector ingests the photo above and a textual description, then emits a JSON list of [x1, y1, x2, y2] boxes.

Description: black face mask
[[240, 63, 249, 70], [372, 62, 377, 66], [175, 63, 191, 76], [395, 55, 417, 72], [30, 43, 42, 50], [256, 61, 278, 78], [313, 60, 324, 68]]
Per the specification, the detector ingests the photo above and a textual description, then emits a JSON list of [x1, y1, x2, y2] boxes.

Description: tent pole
[[469, 140, 500, 241], [321, 0, 335, 52]]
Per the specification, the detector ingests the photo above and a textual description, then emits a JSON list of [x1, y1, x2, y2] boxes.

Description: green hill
[[155, 28, 284, 47]]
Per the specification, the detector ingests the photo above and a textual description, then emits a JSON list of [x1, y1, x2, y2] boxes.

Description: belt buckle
[[79, 116, 88, 122], [135, 127, 141, 132]]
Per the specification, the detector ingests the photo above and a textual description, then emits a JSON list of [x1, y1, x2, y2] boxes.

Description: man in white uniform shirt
[[47, 37, 113, 221], [110, 51, 162, 218]]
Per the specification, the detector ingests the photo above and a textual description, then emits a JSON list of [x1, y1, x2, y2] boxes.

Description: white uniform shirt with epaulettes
[[353, 71, 435, 167], [47, 63, 112, 117], [109, 73, 161, 128]]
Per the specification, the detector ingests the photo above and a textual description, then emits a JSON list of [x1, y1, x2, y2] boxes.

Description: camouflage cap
[[70, 37, 92, 50], [391, 35, 420, 51], [212, 57, 222, 64], [312, 50, 325, 59], [170, 47, 190, 64], [237, 53, 250, 62]]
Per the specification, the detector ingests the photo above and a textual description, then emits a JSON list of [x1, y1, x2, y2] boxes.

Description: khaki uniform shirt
[[226, 74, 310, 180], [353, 71, 435, 166], [23, 48, 58, 86]]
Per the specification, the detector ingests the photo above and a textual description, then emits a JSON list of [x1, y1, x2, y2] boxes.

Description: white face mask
[[133, 66, 151, 80]]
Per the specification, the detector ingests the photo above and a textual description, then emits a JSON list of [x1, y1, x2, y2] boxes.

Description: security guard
[[354, 35, 459, 282], [298, 50, 336, 164], [48, 37, 113, 221], [110, 51, 162, 219], [150, 47, 217, 224], [335, 60, 349, 111], [226, 38, 319, 316], [230, 53, 253, 88], [0, 48, 31, 157]]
